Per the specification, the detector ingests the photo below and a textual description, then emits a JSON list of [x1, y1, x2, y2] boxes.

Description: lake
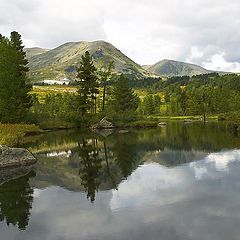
[[1, 122, 240, 240]]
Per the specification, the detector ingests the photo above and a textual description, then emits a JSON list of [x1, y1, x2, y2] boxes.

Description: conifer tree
[[76, 51, 99, 115], [142, 95, 154, 115], [10, 31, 29, 77], [0, 32, 32, 123], [112, 74, 139, 114]]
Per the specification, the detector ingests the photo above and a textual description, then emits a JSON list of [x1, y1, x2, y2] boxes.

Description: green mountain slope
[[145, 59, 212, 77], [27, 41, 148, 81], [25, 47, 49, 59]]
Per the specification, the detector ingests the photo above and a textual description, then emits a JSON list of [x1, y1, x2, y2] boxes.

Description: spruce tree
[[142, 95, 154, 115], [112, 74, 139, 116], [0, 32, 32, 123], [76, 51, 99, 115], [10, 31, 29, 77]]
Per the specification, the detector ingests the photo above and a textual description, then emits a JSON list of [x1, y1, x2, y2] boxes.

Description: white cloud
[[1, 0, 240, 71], [203, 53, 240, 72], [206, 150, 240, 171]]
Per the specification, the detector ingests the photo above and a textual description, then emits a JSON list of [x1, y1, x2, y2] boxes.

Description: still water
[[1, 122, 240, 240]]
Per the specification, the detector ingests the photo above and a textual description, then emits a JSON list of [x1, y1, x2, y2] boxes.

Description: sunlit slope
[[25, 47, 49, 59], [27, 41, 149, 81]]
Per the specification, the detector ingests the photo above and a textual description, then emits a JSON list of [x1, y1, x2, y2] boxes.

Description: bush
[[218, 111, 240, 132]]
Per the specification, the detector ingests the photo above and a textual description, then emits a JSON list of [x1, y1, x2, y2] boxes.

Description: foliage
[[0, 32, 32, 123], [111, 74, 140, 112], [97, 61, 115, 111], [219, 111, 240, 132], [76, 51, 99, 115], [141, 94, 161, 115], [110, 74, 140, 122], [32, 93, 80, 129], [149, 73, 240, 119]]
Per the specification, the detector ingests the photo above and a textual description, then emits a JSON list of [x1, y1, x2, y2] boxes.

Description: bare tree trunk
[[94, 95, 97, 114], [203, 113, 206, 123], [102, 85, 106, 112]]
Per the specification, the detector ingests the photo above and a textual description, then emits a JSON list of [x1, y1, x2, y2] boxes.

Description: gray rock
[[0, 165, 35, 185], [0, 145, 37, 169], [91, 117, 115, 129]]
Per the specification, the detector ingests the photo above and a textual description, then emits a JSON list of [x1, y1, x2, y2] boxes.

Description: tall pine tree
[[10, 31, 29, 78], [76, 51, 99, 115], [0, 32, 32, 123]]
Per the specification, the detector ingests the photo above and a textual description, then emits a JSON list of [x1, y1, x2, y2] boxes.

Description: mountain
[[145, 59, 212, 77], [26, 41, 148, 81], [25, 47, 49, 59]]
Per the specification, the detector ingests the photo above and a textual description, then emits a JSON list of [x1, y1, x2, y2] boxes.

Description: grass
[[148, 115, 219, 121], [0, 124, 42, 146], [31, 85, 77, 102], [115, 119, 158, 128]]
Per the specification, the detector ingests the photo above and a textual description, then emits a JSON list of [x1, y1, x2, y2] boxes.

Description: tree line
[[142, 73, 240, 120]]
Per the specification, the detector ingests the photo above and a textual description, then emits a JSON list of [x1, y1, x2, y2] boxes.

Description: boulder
[[91, 117, 115, 129], [0, 145, 37, 169]]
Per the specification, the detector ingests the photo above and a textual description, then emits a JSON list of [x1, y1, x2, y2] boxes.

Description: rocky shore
[[0, 145, 37, 169]]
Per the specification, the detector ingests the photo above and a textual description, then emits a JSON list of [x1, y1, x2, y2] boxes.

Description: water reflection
[[0, 171, 35, 230], [1, 122, 240, 239], [77, 138, 103, 202], [27, 122, 240, 203]]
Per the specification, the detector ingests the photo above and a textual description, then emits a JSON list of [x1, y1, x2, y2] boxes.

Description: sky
[[1, 0, 240, 72]]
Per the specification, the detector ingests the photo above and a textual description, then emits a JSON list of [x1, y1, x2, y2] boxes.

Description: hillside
[[27, 41, 148, 81], [145, 59, 212, 77], [25, 47, 49, 59]]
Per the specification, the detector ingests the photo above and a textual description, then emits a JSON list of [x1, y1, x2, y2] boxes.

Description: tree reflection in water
[[77, 138, 103, 203], [75, 134, 140, 203], [0, 171, 35, 230]]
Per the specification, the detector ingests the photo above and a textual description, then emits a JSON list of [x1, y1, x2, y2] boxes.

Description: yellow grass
[[0, 124, 42, 146], [31, 85, 78, 102]]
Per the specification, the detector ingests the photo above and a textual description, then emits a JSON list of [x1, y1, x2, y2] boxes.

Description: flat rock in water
[[0, 145, 37, 169]]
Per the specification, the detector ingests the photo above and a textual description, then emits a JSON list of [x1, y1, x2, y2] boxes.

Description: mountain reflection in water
[[0, 122, 240, 240]]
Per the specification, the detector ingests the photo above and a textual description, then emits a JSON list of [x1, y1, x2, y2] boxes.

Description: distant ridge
[[26, 41, 225, 81], [144, 59, 212, 77]]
